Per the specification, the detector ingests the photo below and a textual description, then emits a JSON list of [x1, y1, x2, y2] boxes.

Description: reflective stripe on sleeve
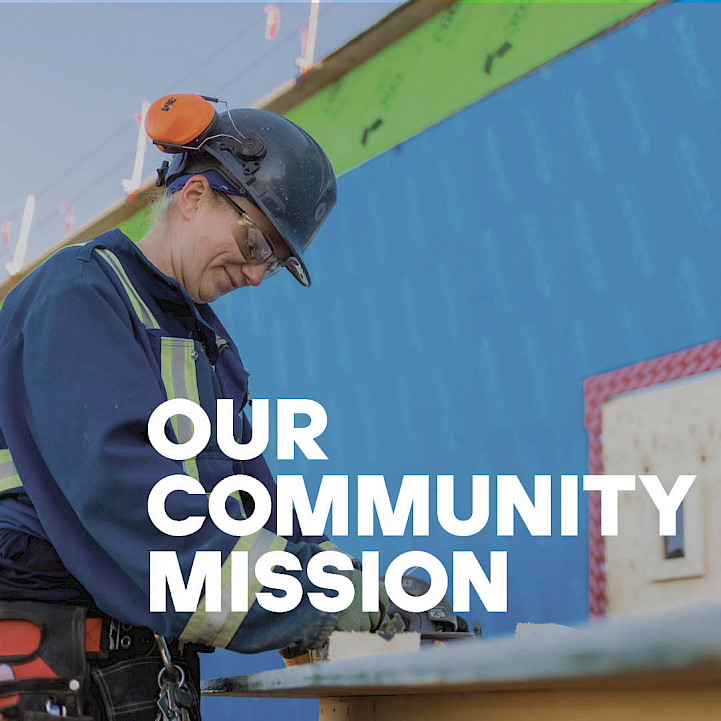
[[180, 528, 288, 647], [160, 337, 201, 481], [0, 448, 22, 492], [95, 249, 161, 330]]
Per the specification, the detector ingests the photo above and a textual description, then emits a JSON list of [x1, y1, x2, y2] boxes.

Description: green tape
[[119, 1, 659, 242]]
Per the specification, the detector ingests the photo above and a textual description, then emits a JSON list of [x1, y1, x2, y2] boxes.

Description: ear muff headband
[[145, 94, 216, 152]]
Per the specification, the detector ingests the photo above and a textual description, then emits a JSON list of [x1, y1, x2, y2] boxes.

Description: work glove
[[334, 571, 390, 633]]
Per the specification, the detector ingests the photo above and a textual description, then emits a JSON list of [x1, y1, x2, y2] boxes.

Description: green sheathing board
[[286, 1, 658, 174], [118, 204, 157, 241], [119, 0, 658, 241]]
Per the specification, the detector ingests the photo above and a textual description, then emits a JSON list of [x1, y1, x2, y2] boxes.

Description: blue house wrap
[[203, 2, 721, 718]]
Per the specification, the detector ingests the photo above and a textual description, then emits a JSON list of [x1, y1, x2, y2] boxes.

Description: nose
[[242, 263, 268, 287]]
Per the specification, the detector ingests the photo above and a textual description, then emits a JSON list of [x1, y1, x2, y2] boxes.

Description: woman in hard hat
[[0, 95, 385, 720]]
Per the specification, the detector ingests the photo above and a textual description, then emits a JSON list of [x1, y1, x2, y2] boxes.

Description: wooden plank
[[327, 630, 420, 661], [318, 686, 721, 721], [202, 604, 721, 699]]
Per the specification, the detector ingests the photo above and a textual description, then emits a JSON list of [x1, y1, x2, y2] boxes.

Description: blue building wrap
[[201, 2, 721, 718]]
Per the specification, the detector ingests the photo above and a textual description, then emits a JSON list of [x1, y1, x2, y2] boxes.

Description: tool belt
[[0, 601, 201, 721], [0, 600, 95, 719]]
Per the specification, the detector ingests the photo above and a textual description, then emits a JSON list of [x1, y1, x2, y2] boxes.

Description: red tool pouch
[[0, 601, 95, 719]]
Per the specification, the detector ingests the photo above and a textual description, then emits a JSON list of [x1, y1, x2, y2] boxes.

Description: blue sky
[[0, 2, 398, 273]]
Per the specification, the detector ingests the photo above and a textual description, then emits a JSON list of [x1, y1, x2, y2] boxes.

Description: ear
[[177, 175, 211, 221]]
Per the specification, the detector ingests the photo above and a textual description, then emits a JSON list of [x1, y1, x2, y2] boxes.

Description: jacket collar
[[82, 229, 199, 308]]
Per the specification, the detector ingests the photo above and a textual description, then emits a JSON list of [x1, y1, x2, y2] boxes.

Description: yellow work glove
[[334, 571, 390, 633]]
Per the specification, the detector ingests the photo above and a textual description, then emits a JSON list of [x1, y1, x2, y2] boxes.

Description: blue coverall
[[0, 229, 341, 653]]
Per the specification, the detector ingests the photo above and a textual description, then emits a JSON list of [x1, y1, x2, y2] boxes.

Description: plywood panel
[[602, 371, 721, 615]]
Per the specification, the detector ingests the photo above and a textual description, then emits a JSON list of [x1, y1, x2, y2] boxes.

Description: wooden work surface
[[203, 604, 721, 719]]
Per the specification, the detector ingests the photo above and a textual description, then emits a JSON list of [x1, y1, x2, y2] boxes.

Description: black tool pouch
[[0, 600, 94, 720]]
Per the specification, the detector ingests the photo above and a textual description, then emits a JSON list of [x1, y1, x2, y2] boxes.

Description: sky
[[0, 1, 399, 275]]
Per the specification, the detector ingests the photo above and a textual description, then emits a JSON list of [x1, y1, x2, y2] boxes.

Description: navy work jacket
[[0, 230, 340, 652]]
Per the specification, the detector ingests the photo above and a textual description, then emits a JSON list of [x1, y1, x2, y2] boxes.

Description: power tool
[[383, 574, 482, 644], [280, 573, 482, 665]]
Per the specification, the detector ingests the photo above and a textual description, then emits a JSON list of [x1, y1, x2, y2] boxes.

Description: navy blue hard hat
[[155, 105, 337, 287]]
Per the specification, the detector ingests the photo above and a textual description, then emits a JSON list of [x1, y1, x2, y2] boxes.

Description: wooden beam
[[258, 0, 452, 116], [0, 183, 160, 303], [0, 0, 450, 304], [319, 684, 721, 721]]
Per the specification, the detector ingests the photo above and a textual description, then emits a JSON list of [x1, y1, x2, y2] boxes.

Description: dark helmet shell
[[163, 108, 337, 287]]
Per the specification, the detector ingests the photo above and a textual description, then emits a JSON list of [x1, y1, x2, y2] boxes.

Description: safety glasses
[[218, 191, 285, 278]]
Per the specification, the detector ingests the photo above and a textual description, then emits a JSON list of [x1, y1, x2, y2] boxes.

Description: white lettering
[[150, 550, 220, 612], [277, 399, 328, 460], [276, 475, 348, 536], [358, 475, 430, 536], [497, 475, 551, 536]]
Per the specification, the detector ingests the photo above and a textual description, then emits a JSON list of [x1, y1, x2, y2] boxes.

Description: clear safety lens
[[245, 226, 275, 263], [221, 191, 292, 280], [244, 226, 285, 279]]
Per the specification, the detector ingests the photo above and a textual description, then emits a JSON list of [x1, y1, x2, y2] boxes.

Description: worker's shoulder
[[37, 228, 133, 278], [3, 231, 128, 316]]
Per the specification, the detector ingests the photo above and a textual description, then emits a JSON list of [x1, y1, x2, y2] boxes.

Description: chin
[[194, 290, 215, 304]]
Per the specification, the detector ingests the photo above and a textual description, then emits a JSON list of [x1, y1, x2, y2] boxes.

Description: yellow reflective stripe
[[204, 489, 245, 520], [181, 529, 287, 647], [160, 338, 200, 481], [95, 249, 160, 330], [214, 534, 287, 648], [0, 448, 22, 492], [232, 490, 247, 519]]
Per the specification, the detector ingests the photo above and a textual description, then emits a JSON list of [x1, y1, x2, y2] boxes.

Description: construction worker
[[0, 95, 386, 720]]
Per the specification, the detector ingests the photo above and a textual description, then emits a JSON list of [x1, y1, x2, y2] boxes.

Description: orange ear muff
[[145, 93, 217, 152]]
